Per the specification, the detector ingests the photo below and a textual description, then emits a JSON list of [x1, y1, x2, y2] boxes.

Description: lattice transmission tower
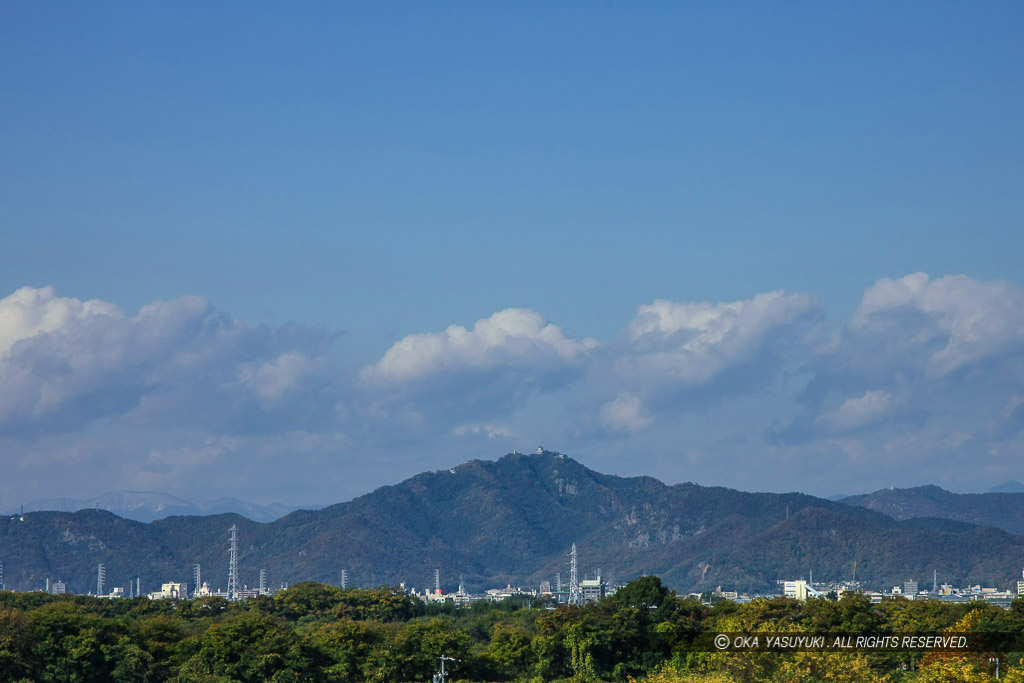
[[568, 543, 581, 605], [227, 525, 239, 600]]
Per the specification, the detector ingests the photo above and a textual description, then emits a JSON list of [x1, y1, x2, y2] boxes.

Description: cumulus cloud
[[0, 287, 335, 435], [599, 393, 652, 433], [613, 290, 822, 396], [7, 274, 1024, 506], [363, 308, 596, 384], [354, 309, 599, 434], [804, 273, 1024, 406], [0, 285, 121, 356], [780, 273, 1024, 459], [851, 273, 1024, 378], [357, 293, 823, 444]]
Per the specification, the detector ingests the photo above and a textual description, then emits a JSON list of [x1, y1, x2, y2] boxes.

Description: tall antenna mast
[[227, 525, 239, 600], [569, 543, 581, 605], [97, 563, 106, 597]]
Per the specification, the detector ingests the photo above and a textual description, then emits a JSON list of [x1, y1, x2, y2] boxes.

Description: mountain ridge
[[3, 451, 1023, 596], [839, 484, 1024, 535], [1, 491, 309, 523]]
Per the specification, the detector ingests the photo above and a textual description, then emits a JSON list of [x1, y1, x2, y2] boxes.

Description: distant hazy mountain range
[[839, 484, 1024, 535], [1, 492, 304, 523], [4, 451, 1024, 597], [988, 480, 1024, 494]]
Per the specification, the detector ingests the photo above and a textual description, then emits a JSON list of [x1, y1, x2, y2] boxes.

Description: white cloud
[[236, 352, 317, 405], [618, 290, 821, 387], [852, 273, 1024, 378], [6, 275, 1024, 506], [0, 287, 335, 434], [599, 393, 652, 433], [362, 308, 597, 384], [0, 285, 120, 356], [815, 389, 894, 432], [777, 273, 1024, 466]]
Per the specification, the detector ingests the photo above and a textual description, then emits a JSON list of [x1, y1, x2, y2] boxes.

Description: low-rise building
[[784, 580, 808, 601], [148, 582, 185, 600], [580, 578, 606, 603]]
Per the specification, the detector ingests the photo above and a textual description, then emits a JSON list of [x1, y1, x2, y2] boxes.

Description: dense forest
[[2, 578, 1024, 682]]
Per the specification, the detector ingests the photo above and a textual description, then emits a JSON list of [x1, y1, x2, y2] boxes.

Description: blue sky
[[2, 2, 1023, 507]]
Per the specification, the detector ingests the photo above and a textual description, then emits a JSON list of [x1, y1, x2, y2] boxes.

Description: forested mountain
[[840, 485, 1024, 535], [3, 451, 1023, 595]]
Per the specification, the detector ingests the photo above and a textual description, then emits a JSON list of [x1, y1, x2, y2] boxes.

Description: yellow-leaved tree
[[915, 609, 993, 683]]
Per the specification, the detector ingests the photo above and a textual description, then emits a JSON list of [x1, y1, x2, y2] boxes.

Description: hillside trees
[[0, 607, 33, 682], [1, 579, 1024, 681]]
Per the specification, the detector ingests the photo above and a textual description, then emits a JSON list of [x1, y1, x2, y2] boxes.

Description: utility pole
[[433, 655, 458, 683]]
